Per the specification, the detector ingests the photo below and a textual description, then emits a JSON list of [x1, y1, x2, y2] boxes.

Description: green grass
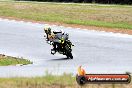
[[0, 73, 131, 88], [0, 73, 76, 88], [0, 55, 32, 66], [0, 1, 132, 29]]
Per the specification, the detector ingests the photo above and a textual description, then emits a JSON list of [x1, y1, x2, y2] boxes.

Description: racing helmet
[[44, 26, 51, 33], [44, 26, 51, 31]]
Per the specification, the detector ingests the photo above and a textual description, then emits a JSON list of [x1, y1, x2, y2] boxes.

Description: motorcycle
[[51, 35, 74, 59], [44, 29, 74, 59]]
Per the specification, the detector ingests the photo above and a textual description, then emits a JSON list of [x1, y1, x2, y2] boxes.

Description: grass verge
[[0, 1, 132, 30], [0, 73, 131, 88], [0, 54, 32, 66]]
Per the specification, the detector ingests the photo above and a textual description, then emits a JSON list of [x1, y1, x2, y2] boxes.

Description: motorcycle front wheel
[[66, 52, 73, 59]]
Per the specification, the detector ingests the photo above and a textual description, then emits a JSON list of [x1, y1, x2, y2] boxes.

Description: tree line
[[20, 0, 132, 4]]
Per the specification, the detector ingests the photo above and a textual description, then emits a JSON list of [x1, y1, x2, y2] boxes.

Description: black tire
[[69, 53, 73, 59], [64, 42, 73, 59], [66, 52, 73, 59]]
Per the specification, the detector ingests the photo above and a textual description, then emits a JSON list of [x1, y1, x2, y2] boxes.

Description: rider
[[44, 26, 52, 41], [44, 26, 72, 54]]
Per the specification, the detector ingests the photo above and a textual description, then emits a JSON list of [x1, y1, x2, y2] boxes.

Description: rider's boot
[[51, 48, 56, 55]]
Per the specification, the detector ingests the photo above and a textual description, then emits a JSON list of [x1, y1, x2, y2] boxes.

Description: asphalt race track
[[0, 18, 132, 77]]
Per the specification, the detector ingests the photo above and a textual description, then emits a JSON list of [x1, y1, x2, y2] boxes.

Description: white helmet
[[44, 26, 49, 30]]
